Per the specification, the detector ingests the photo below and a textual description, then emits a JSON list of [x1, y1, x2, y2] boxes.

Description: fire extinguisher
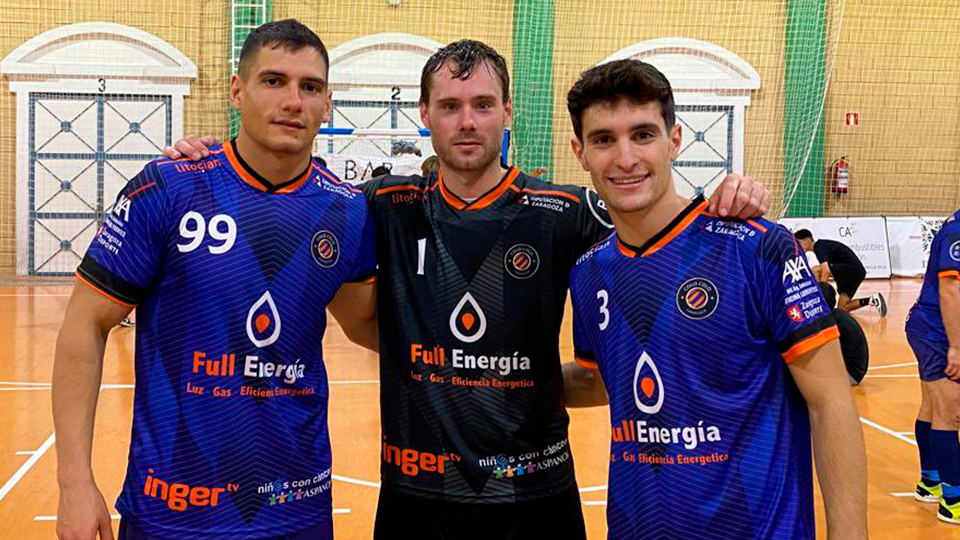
[[829, 157, 849, 194]]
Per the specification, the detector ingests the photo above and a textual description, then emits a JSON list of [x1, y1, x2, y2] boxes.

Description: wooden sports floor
[[1, 278, 958, 539]]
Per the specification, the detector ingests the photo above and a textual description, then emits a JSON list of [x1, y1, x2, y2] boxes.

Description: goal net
[[0, 0, 862, 277]]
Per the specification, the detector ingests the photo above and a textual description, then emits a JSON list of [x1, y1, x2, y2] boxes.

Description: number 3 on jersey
[[597, 289, 609, 331], [177, 211, 237, 254]]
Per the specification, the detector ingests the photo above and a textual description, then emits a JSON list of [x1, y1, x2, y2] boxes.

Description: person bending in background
[[794, 228, 886, 316]]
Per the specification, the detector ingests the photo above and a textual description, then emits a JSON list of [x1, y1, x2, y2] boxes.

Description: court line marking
[[859, 417, 917, 447], [34, 509, 352, 520], [0, 381, 51, 386], [579, 485, 608, 493], [15, 451, 36, 456], [332, 474, 381, 489], [0, 294, 71, 297], [583, 500, 607, 506], [868, 362, 917, 371], [0, 432, 56, 504], [863, 374, 918, 379], [890, 492, 916, 498], [34, 515, 121, 521]]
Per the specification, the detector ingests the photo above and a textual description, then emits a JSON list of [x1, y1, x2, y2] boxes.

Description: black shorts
[[831, 263, 866, 298], [118, 517, 332, 540], [373, 486, 587, 540]]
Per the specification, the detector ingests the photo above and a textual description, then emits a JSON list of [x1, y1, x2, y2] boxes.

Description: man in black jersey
[[794, 229, 887, 316], [168, 39, 770, 540]]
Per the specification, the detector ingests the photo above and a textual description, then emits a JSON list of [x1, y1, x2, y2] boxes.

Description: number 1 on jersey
[[417, 238, 426, 275], [597, 289, 609, 330]]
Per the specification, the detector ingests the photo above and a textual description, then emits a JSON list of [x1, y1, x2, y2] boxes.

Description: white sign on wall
[[319, 154, 426, 185], [779, 217, 891, 278], [886, 216, 947, 276]]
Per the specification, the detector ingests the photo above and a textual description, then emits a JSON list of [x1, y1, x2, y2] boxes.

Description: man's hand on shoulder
[[162, 134, 219, 161], [708, 174, 771, 219]]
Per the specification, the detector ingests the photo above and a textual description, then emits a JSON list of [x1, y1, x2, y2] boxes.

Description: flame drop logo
[[449, 292, 487, 343], [633, 352, 664, 414], [247, 291, 282, 348]]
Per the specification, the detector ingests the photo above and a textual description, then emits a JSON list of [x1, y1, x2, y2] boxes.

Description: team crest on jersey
[[676, 278, 719, 320], [504, 244, 539, 279], [247, 291, 282, 348], [950, 240, 960, 262], [311, 231, 340, 268], [450, 292, 487, 343], [633, 352, 665, 414]]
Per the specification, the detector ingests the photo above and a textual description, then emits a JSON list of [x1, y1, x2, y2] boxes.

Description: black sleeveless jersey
[[362, 167, 611, 502]]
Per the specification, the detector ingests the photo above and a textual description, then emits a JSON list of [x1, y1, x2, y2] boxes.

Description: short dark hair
[[566, 59, 675, 140], [371, 165, 391, 178], [420, 40, 510, 105], [794, 229, 814, 242], [238, 19, 329, 78]]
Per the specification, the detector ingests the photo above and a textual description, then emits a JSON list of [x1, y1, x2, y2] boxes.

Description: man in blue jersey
[[52, 20, 377, 540], [562, 59, 867, 539], [906, 211, 960, 524]]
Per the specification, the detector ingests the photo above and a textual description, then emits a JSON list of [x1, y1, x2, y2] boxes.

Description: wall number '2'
[[177, 212, 236, 254], [597, 289, 609, 330]]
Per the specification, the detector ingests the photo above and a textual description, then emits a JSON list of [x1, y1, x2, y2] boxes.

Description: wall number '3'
[[177, 212, 236, 254], [597, 289, 609, 330]]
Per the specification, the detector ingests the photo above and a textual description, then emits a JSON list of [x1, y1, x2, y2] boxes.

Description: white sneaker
[[869, 293, 887, 317]]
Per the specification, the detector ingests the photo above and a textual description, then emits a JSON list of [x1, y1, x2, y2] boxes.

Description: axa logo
[[247, 291, 281, 348], [110, 194, 131, 222], [783, 256, 811, 284], [633, 352, 664, 414], [450, 292, 486, 343]]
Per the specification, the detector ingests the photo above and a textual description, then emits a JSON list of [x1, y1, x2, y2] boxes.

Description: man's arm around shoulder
[[328, 280, 378, 353]]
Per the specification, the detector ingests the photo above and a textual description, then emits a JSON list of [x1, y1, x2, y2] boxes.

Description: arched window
[[600, 38, 760, 200], [2, 22, 196, 275]]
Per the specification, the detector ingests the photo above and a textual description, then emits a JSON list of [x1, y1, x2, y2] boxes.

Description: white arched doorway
[[319, 33, 442, 180], [600, 38, 761, 200], [1, 22, 196, 275]]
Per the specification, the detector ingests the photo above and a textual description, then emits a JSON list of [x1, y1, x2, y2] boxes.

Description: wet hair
[[567, 59, 675, 140], [420, 40, 510, 105], [237, 19, 329, 78]]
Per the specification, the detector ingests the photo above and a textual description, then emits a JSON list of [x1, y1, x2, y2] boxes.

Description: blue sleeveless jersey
[[906, 210, 960, 343], [569, 197, 837, 540], [77, 142, 376, 539]]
